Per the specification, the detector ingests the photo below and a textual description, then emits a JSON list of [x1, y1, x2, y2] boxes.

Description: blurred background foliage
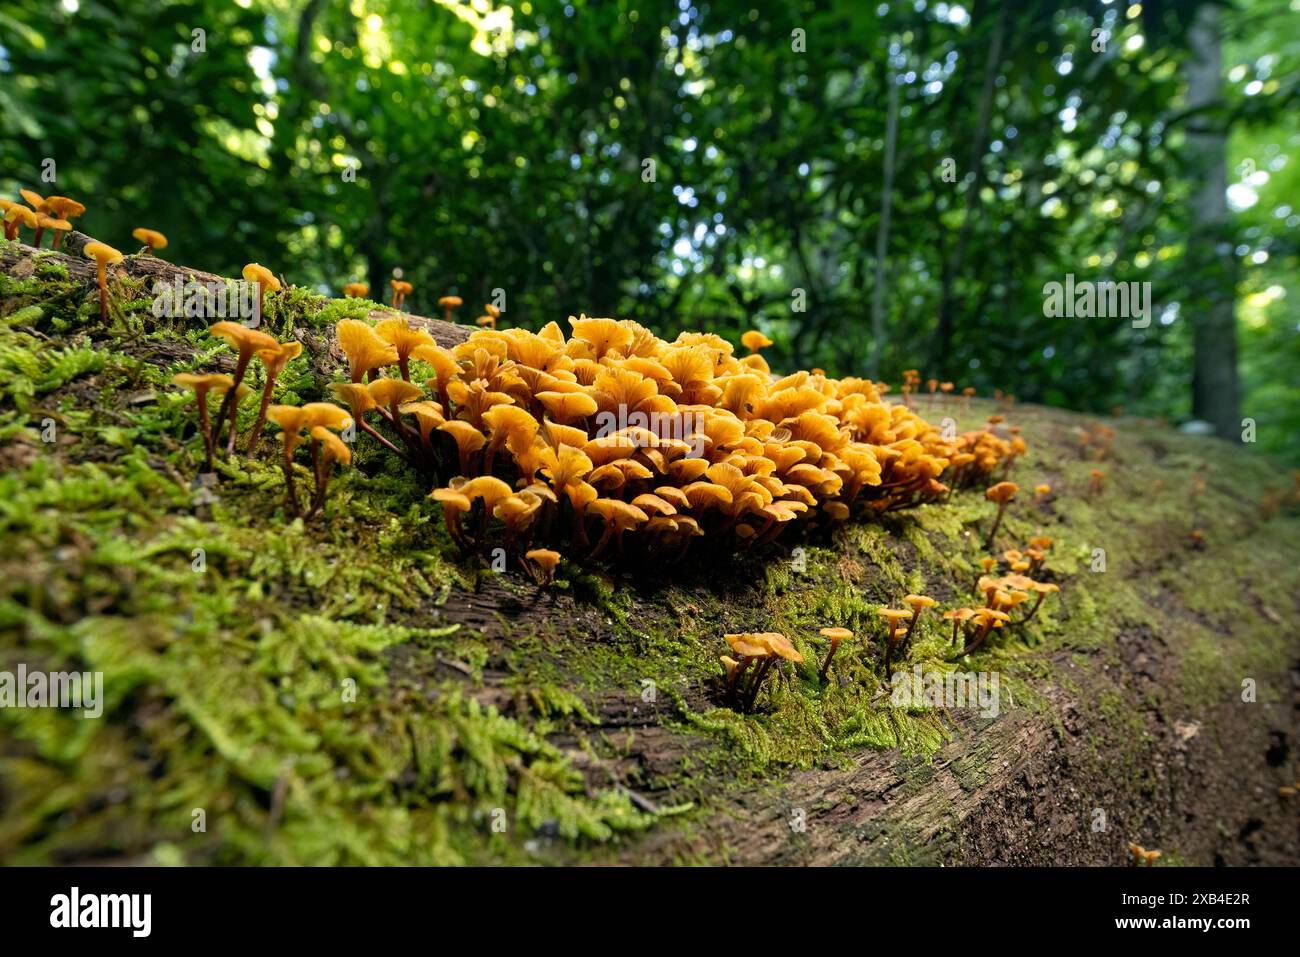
[[1, 0, 1297, 461]]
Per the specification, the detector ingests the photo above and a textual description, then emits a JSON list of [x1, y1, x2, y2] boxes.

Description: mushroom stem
[[281, 443, 299, 517], [883, 624, 899, 677], [1019, 592, 1047, 624], [197, 390, 216, 473], [818, 642, 839, 683], [33, 226, 45, 248], [245, 373, 281, 452], [52, 231, 64, 250], [96, 262, 109, 321], [985, 500, 1008, 548], [306, 440, 326, 517], [588, 522, 616, 560], [359, 417, 405, 458], [214, 351, 253, 456]]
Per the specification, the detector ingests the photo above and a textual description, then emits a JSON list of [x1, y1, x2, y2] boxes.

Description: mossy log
[[2, 239, 1298, 866]]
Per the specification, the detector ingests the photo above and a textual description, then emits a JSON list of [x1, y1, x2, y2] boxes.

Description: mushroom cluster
[[343, 315, 1026, 570], [719, 632, 803, 712], [2, 189, 84, 248], [941, 538, 1060, 657]]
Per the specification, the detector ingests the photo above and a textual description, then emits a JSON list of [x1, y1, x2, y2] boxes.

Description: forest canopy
[[1, 0, 1296, 459]]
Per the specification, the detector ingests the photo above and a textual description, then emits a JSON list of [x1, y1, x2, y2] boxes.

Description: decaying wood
[[1, 232, 470, 349]]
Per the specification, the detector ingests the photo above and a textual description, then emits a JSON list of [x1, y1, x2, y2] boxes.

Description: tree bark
[[1184, 4, 1240, 440]]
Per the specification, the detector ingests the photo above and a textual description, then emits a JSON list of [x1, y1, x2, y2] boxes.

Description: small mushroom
[[984, 480, 1018, 547], [439, 420, 488, 475], [172, 372, 234, 472], [208, 321, 280, 455], [902, 594, 937, 643], [375, 317, 435, 381], [42, 197, 85, 248], [82, 241, 125, 321], [524, 548, 562, 585], [307, 425, 352, 517], [336, 318, 399, 382], [35, 214, 71, 248], [245, 340, 303, 452], [741, 330, 773, 353], [438, 295, 464, 323], [390, 279, 413, 310], [132, 228, 168, 256], [241, 263, 282, 320], [343, 282, 370, 298], [877, 608, 913, 674], [431, 486, 474, 547], [266, 405, 311, 514], [586, 499, 649, 559], [4, 203, 38, 241], [818, 627, 853, 682]]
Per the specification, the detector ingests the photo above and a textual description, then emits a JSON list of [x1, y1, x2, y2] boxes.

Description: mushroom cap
[[367, 377, 425, 408], [172, 371, 234, 394], [439, 419, 487, 454], [819, 626, 853, 642], [985, 481, 1019, 503], [759, 632, 804, 663], [438, 295, 464, 308], [310, 426, 352, 465], [390, 279, 413, 295], [943, 608, 977, 621], [131, 227, 168, 249], [18, 189, 44, 209], [823, 501, 850, 521], [494, 492, 542, 524], [482, 404, 540, 443], [242, 263, 281, 291], [38, 215, 72, 232], [375, 317, 435, 359], [300, 402, 353, 431], [209, 320, 279, 355], [904, 594, 937, 610], [525, 548, 561, 571], [431, 487, 472, 515], [329, 382, 378, 414], [82, 240, 124, 264], [256, 340, 303, 374], [342, 282, 370, 297], [724, 634, 771, 659], [630, 493, 677, 516], [741, 329, 773, 352], [876, 608, 913, 622], [4, 205, 38, 229], [44, 196, 85, 218], [536, 390, 598, 421], [336, 318, 399, 378], [460, 475, 515, 509], [588, 498, 649, 530]]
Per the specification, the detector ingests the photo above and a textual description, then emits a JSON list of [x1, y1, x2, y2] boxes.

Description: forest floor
[[2, 237, 1299, 866]]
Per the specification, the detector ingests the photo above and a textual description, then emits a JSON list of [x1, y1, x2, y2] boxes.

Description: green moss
[[3, 262, 1300, 865]]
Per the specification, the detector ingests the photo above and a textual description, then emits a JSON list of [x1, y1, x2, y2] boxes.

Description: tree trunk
[[870, 61, 901, 381], [1185, 4, 1240, 440]]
